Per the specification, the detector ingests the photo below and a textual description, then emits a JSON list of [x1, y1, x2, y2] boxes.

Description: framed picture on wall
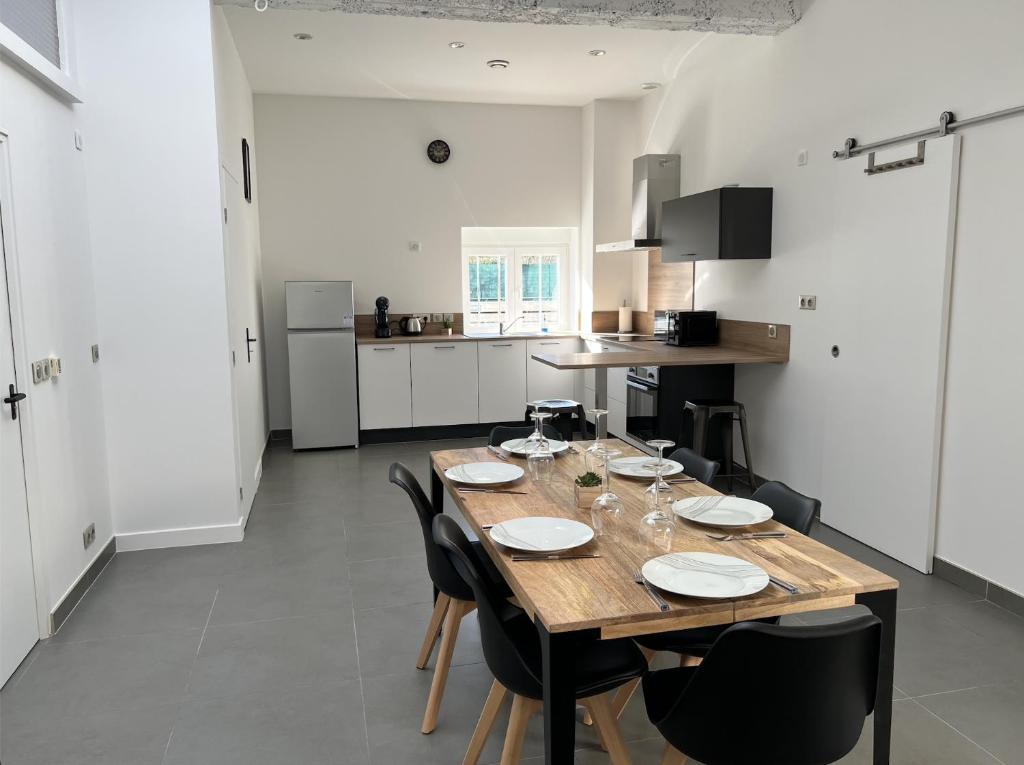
[[241, 138, 252, 203]]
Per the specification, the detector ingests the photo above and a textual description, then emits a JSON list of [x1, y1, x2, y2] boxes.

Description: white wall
[[635, 0, 1024, 594], [212, 6, 268, 521], [75, 0, 242, 546], [590, 100, 641, 311], [0, 57, 113, 614], [255, 95, 581, 429]]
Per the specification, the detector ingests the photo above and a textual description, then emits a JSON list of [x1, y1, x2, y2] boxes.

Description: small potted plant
[[574, 471, 602, 508], [442, 317, 453, 335]]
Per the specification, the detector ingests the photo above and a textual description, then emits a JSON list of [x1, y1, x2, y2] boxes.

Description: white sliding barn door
[[820, 135, 961, 573]]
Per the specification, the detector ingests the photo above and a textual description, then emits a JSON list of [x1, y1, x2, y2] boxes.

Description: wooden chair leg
[[678, 653, 702, 668], [463, 679, 507, 765], [660, 743, 687, 765], [500, 695, 541, 765], [416, 593, 451, 669], [611, 647, 655, 719], [421, 598, 469, 733], [584, 694, 634, 765]]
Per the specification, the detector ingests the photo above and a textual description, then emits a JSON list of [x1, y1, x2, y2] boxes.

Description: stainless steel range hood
[[596, 154, 680, 253]]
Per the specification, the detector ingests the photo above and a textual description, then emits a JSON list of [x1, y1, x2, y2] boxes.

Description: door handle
[[246, 328, 258, 363], [4, 384, 26, 420]]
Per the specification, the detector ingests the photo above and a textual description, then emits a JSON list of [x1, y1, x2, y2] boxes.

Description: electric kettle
[[398, 316, 424, 335]]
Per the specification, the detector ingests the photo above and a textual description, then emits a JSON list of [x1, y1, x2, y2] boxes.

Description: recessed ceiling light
[[588, 49, 606, 56], [293, 32, 313, 41], [487, 59, 510, 69], [641, 82, 661, 90], [449, 41, 465, 49]]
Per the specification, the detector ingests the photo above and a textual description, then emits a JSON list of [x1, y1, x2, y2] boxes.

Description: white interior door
[[1, 198, 39, 686], [222, 167, 266, 518], [820, 135, 961, 573]]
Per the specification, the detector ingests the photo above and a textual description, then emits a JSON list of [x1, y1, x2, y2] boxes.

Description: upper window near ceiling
[[1, 0, 61, 67]]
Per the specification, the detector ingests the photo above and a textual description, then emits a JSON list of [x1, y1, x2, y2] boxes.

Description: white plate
[[489, 517, 595, 553], [445, 462, 525, 486], [608, 456, 684, 479], [500, 438, 570, 457], [642, 551, 769, 599], [672, 496, 774, 528]]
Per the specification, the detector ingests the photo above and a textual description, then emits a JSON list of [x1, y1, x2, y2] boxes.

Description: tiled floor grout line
[[908, 684, 987, 700], [910, 697, 1008, 765], [341, 517, 374, 765]]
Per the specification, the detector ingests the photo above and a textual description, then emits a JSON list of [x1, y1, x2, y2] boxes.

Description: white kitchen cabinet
[[527, 338, 578, 402], [608, 396, 627, 438], [478, 339, 528, 422], [411, 342, 479, 426], [357, 344, 412, 429]]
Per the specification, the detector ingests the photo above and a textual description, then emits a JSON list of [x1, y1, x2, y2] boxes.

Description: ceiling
[[221, 7, 711, 106]]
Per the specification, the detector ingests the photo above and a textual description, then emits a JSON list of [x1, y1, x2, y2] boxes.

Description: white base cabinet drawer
[[478, 340, 527, 422], [527, 338, 578, 403], [357, 344, 412, 429], [411, 342, 479, 426]]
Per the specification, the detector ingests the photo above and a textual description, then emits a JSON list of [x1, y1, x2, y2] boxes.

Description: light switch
[[408, 241, 422, 253], [48, 357, 62, 377], [74, 130, 84, 151]]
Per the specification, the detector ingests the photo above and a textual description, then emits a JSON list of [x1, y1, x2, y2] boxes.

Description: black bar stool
[[524, 399, 587, 441], [682, 399, 757, 491]]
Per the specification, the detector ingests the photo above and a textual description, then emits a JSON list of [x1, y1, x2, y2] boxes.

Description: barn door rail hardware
[[833, 104, 1024, 162]]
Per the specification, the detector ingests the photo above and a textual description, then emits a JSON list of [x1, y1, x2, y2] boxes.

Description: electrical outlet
[[408, 241, 422, 253], [799, 295, 817, 310], [91, 344, 100, 362], [430, 312, 444, 323], [32, 359, 51, 383], [443, 313, 454, 323], [82, 523, 96, 550], [767, 324, 778, 339], [797, 149, 809, 166]]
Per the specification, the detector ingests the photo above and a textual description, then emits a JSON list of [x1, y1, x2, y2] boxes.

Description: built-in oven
[[626, 366, 660, 443]]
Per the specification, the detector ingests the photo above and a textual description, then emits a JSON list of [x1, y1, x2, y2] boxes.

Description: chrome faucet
[[499, 316, 524, 335]]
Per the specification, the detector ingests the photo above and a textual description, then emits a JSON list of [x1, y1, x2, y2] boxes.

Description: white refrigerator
[[286, 281, 359, 449]]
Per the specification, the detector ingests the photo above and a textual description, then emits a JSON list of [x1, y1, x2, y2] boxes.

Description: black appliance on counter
[[665, 310, 718, 347], [625, 363, 735, 459], [374, 296, 391, 338]]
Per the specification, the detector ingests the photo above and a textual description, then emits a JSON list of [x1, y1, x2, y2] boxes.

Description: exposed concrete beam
[[215, 0, 802, 35]]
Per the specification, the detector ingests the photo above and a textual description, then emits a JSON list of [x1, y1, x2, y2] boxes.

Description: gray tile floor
[[2, 438, 1022, 764]]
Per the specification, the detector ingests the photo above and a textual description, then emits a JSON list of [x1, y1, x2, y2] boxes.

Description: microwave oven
[[665, 310, 718, 347]]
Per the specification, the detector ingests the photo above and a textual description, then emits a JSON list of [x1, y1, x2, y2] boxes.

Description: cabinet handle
[[372, 347, 396, 352], [539, 341, 560, 346], [490, 343, 513, 347], [434, 345, 456, 350]]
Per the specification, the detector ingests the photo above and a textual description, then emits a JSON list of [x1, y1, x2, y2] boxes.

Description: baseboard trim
[[50, 536, 116, 634], [932, 557, 1024, 617], [116, 518, 244, 552]]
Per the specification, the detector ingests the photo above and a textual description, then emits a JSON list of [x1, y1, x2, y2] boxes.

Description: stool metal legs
[[683, 401, 758, 491], [736, 404, 757, 491]]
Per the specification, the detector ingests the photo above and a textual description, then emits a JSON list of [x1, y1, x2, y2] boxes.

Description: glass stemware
[[527, 432, 555, 483], [644, 438, 676, 495], [585, 409, 609, 472], [639, 461, 675, 553], [590, 446, 625, 539], [524, 409, 553, 453]]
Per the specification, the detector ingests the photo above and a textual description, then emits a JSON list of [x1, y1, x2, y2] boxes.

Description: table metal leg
[[857, 588, 898, 764], [539, 620, 597, 764], [430, 458, 443, 604], [594, 367, 608, 412]]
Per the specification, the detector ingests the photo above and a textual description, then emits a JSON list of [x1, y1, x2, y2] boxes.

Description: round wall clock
[[427, 139, 451, 164]]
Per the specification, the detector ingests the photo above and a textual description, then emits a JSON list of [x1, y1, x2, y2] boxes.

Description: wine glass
[[585, 409, 609, 472], [524, 409, 552, 454], [639, 461, 675, 553], [527, 433, 555, 483], [644, 438, 676, 495], [590, 446, 625, 538]]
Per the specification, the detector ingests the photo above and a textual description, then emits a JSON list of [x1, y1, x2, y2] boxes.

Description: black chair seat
[[642, 665, 698, 725]]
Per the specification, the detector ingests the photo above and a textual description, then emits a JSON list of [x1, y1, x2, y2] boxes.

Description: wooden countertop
[[355, 332, 579, 345], [532, 340, 787, 369]]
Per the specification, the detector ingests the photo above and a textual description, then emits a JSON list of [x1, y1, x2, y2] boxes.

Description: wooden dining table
[[430, 439, 899, 764]]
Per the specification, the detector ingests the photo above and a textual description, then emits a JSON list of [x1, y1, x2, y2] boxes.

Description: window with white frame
[[462, 244, 569, 332], [1, 0, 61, 67]]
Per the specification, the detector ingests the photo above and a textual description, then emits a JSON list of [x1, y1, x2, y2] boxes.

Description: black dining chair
[[608, 480, 825, 719], [432, 514, 646, 765], [750, 480, 819, 535], [667, 447, 719, 486], [389, 462, 509, 734], [488, 423, 561, 447], [644, 616, 881, 765]]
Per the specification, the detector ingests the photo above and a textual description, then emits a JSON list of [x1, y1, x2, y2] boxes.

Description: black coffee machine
[[374, 296, 391, 338]]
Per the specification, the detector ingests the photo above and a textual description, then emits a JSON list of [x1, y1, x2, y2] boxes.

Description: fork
[[706, 532, 786, 541], [487, 446, 510, 462], [633, 569, 670, 612], [687, 496, 724, 518]]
